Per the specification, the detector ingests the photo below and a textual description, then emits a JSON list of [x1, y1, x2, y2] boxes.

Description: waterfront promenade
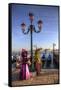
[[12, 69, 59, 86]]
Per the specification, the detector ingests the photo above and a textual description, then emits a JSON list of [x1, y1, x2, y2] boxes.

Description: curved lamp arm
[[21, 22, 29, 34], [33, 26, 41, 33], [34, 20, 43, 33], [22, 29, 29, 34], [34, 28, 41, 33]]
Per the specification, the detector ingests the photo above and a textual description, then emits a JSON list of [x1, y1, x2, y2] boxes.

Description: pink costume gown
[[20, 50, 31, 80]]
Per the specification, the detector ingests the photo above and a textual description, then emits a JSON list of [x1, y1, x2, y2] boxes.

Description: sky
[[11, 4, 59, 51]]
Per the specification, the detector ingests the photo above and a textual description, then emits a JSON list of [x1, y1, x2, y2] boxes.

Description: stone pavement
[[12, 69, 59, 86]]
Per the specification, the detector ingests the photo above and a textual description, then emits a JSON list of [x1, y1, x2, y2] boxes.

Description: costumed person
[[34, 48, 42, 76], [20, 49, 32, 80]]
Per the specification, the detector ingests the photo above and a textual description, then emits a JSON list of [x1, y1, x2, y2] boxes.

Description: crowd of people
[[12, 48, 59, 80]]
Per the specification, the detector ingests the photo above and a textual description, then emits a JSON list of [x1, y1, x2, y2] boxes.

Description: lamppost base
[[30, 63, 35, 72], [50, 64, 54, 69]]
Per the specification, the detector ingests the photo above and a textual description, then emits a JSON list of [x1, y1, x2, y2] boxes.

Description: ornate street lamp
[[38, 20, 43, 30], [21, 12, 43, 71], [21, 23, 26, 32]]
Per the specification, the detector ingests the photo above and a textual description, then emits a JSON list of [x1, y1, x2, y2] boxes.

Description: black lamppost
[[21, 13, 43, 71]]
